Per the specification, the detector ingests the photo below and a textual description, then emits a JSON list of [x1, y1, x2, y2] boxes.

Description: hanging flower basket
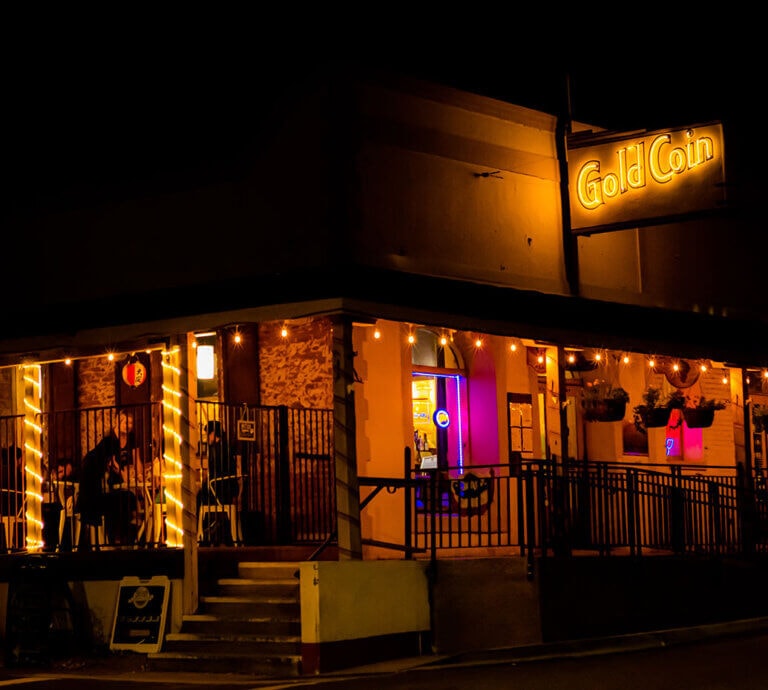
[[683, 407, 715, 429], [582, 382, 630, 423], [682, 396, 727, 429], [584, 399, 627, 422], [641, 406, 673, 428]]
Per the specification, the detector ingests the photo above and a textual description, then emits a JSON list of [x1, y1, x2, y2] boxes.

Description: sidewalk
[[9, 616, 768, 683]]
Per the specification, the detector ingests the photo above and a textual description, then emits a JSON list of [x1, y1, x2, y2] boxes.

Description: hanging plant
[[682, 395, 728, 429], [633, 388, 686, 434], [582, 380, 630, 422]]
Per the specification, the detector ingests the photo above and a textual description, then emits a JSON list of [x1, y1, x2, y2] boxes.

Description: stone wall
[[77, 358, 116, 409], [0, 368, 13, 417], [259, 318, 333, 409]]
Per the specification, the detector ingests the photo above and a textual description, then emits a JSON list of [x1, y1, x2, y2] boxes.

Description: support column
[[162, 338, 198, 614], [331, 315, 362, 560]]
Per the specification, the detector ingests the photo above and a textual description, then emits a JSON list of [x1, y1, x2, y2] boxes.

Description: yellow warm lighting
[[722, 376, 728, 384], [408, 334, 415, 344], [65, 358, 72, 365], [234, 333, 242, 344], [649, 359, 656, 368], [475, 338, 483, 348], [568, 354, 576, 364], [623, 355, 630, 364], [374, 329, 381, 340], [510, 343, 517, 352], [108, 353, 115, 361], [594, 353, 602, 362], [196, 344, 215, 380], [537, 354, 544, 364], [281, 327, 288, 338]]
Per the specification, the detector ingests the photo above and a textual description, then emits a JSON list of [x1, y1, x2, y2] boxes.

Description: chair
[[0, 488, 24, 551], [197, 474, 241, 545]]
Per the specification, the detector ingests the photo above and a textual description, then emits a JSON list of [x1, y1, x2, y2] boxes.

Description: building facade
[[2, 66, 768, 671]]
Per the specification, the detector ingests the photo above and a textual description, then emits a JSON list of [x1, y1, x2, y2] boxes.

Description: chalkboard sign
[[110, 575, 170, 654]]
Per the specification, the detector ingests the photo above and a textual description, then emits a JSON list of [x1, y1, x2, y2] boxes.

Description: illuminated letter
[[695, 136, 714, 164], [649, 134, 673, 183], [576, 161, 603, 209], [626, 142, 645, 189], [602, 172, 620, 198]]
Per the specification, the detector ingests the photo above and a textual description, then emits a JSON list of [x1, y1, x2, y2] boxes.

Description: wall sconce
[[197, 344, 215, 380]]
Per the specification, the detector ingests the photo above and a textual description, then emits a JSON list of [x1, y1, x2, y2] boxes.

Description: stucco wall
[[299, 560, 430, 644]]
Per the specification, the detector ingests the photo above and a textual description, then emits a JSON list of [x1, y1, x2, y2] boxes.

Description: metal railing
[[358, 451, 756, 570]]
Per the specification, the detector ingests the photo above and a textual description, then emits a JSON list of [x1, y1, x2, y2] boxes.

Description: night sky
[[2, 20, 763, 221]]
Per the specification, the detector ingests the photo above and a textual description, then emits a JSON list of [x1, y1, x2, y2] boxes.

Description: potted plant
[[582, 380, 630, 422], [683, 395, 728, 428], [633, 388, 687, 433], [633, 387, 672, 433]]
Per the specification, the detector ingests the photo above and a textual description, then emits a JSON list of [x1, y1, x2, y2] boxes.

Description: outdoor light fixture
[[197, 345, 215, 380]]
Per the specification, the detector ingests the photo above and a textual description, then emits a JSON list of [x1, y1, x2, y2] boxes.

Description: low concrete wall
[[430, 557, 542, 654], [299, 560, 431, 673]]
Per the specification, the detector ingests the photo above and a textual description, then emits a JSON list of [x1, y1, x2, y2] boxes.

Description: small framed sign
[[110, 575, 170, 654], [237, 419, 256, 442]]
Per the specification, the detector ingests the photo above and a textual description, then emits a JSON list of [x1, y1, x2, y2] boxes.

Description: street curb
[[412, 617, 768, 670]]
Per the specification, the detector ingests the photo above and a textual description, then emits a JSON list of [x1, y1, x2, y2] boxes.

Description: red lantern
[[122, 358, 147, 388]]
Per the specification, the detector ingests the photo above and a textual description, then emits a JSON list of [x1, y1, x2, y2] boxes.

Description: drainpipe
[[557, 71, 579, 298], [553, 73, 576, 557], [740, 368, 756, 556]]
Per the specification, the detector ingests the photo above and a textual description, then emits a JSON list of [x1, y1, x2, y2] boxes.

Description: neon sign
[[567, 123, 726, 235], [433, 409, 450, 429]]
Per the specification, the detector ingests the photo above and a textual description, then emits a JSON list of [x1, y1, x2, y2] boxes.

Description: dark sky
[[2, 21, 763, 220]]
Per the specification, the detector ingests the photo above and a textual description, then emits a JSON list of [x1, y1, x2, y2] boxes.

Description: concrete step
[[238, 561, 301, 580], [147, 650, 302, 676], [181, 612, 300, 636], [163, 631, 301, 656], [217, 577, 299, 597], [198, 594, 300, 618]]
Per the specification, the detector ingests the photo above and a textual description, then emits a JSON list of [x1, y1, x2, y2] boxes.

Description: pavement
[[6, 616, 768, 685]]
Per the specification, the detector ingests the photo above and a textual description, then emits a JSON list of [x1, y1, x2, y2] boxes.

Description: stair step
[[217, 577, 299, 597], [163, 632, 300, 655], [238, 561, 301, 580], [147, 650, 302, 676], [182, 613, 300, 636]]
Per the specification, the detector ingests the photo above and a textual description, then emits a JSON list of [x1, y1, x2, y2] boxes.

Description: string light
[[475, 337, 483, 348], [510, 343, 517, 352], [408, 333, 415, 345], [373, 328, 381, 340]]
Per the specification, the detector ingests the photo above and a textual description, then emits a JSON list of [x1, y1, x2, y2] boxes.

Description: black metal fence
[[0, 402, 335, 553], [359, 451, 756, 568]]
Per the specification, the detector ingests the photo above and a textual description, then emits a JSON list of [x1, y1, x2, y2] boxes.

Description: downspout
[[553, 73, 577, 558]]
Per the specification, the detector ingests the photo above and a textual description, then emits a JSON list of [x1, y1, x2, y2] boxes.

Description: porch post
[[331, 315, 362, 560], [162, 336, 198, 614]]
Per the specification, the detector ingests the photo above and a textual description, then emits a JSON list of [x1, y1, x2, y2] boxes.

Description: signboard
[[237, 419, 256, 441], [567, 122, 726, 235], [110, 575, 170, 653]]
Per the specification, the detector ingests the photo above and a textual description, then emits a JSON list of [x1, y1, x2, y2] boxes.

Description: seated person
[[198, 421, 240, 507]]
